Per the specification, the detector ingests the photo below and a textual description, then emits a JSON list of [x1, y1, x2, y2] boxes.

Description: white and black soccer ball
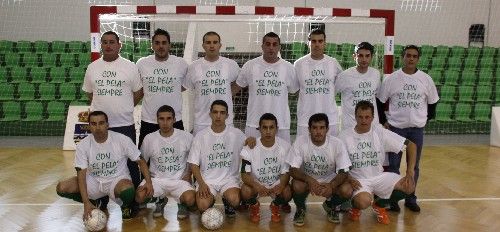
[[201, 207, 224, 230], [83, 208, 107, 231]]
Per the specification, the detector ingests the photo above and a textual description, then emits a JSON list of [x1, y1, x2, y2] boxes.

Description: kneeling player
[[240, 113, 292, 223], [339, 100, 416, 224], [135, 105, 196, 219]]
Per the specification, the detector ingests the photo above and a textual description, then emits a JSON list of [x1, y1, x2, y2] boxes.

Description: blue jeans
[[109, 125, 140, 189], [387, 126, 424, 205]]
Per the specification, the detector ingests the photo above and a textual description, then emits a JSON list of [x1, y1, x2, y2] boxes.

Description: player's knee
[[240, 184, 254, 199], [182, 191, 196, 206], [353, 194, 371, 209], [292, 180, 308, 193], [197, 198, 213, 212], [338, 183, 353, 198], [224, 193, 240, 207], [281, 185, 292, 200]]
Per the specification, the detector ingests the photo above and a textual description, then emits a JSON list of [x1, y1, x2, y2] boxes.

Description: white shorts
[[86, 174, 131, 206], [352, 172, 402, 199], [296, 124, 339, 137], [196, 177, 240, 197], [140, 178, 194, 202], [245, 126, 290, 143]]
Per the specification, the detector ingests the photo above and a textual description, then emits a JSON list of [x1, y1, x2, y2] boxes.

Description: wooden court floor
[[0, 145, 499, 232]]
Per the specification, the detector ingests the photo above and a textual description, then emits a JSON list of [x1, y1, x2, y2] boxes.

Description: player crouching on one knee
[[339, 100, 416, 225], [240, 113, 293, 223], [134, 105, 197, 219], [288, 113, 356, 226], [56, 111, 153, 220]]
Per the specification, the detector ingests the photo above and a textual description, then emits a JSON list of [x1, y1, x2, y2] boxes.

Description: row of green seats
[[0, 83, 86, 101], [0, 100, 67, 121], [0, 52, 91, 67], [430, 69, 498, 86], [0, 40, 90, 53], [439, 85, 500, 103], [0, 66, 85, 83], [435, 102, 491, 122]]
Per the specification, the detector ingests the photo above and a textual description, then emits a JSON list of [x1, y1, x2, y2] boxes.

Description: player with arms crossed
[[135, 105, 196, 219], [240, 113, 292, 223], [339, 100, 416, 224]]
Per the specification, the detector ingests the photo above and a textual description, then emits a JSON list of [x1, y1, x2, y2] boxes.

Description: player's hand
[[143, 181, 154, 197], [402, 175, 415, 193], [198, 182, 211, 199], [320, 183, 333, 198], [255, 184, 271, 197], [271, 183, 285, 196], [383, 122, 391, 129], [348, 176, 362, 191], [83, 201, 96, 220], [306, 177, 322, 196], [245, 137, 257, 149]]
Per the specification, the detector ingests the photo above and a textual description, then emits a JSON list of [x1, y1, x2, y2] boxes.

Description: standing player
[[335, 42, 381, 130], [56, 111, 153, 219], [377, 45, 439, 212], [287, 113, 354, 226], [136, 28, 188, 147], [135, 105, 196, 219], [235, 32, 298, 142], [294, 29, 343, 136], [187, 100, 246, 217], [183, 31, 240, 135], [339, 101, 416, 224], [240, 113, 292, 223]]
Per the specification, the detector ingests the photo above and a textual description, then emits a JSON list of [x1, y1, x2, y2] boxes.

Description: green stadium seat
[[34, 41, 49, 53], [474, 103, 491, 122], [455, 103, 473, 122], [59, 53, 77, 67], [49, 67, 67, 83], [431, 58, 446, 70], [479, 57, 494, 69], [84, 41, 91, 52], [69, 100, 88, 106], [0, 67, 7, 82], [463, 57, 477, 70], [16, 41, 32, 53], [137, 41, 152, 53], [121, 41, 135, 54], [68, 67, 85, 83], [0, 40, 14, 52], [439, 85, 456, 102], [417, 56, 430, 70], [46, 101, 66, 121], [39, 83, 57, 100], [435, 103, 454, 122], [467, 47, 481, 59], [447, 57, 462, 70], [1, 101, 21, 121], [4, 53, 21, 66], [476, 86, 492, 103], [59, 83, 77, 101], [460, 70, 477, 86], [340, 43, 353, 56], [420, 45, 434, 57], [77, 53, 91, 67], [22, 53, 39, 67], [458, 86, 474, 103], [0, 83, 14, 100], [451, 46, 465, 57], [478, 71, 493, 86], [435, 45, 449, 57], [428, 70, 443, 86], [51, 41, 66, 53], [41, 53, 57, 67], [17, 82, 36, 100], [482, 47, 497, 58], [68, 41, 84, 53], [291, 42, 307, 59], [23, 101, 44, 121], [132, 52, 149, 63], [30, 67, 47, 83], [77, 87, 90, 101], [325, 43, 337, 57], [10, 66, 28, 83], [443, 70, 459, 86]]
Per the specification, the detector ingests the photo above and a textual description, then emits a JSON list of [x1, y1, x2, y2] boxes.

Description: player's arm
[[404, 139, 417, 178], [76, 167, 94, 220], [376, 98, 388, 127], [427, 103, 437, 121], [290, 167, 321, 195], [328, 170, 348, 192], [231, 81, 242, 97], [272, 172, 290, 195], [85, 92, 93, 103], [136, 156, 153, 196], [182, 164, 193, 183], [241, 160, 269, 196], [190, 163, 211, 198], [133, 88, 143, 106]]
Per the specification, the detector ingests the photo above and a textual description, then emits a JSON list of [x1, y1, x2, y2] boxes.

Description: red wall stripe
[[294, 7, 314, 16], [216, 6, 235, 15], [255, 6, 274, 15], [332, 8, 351, 17], [137, 6, 156, 14], [176, 6, 196, 14]]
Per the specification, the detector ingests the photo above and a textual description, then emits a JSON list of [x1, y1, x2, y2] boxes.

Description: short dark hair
[[259, 113, 278, 128], [308, 29, 326, 41], [152, 28, 171, 43], [88, 111, 108, 123], [156, 105, 175, 118], [402, 44, 421, 58], [210, 100, 228, 112], [355, 42, 374, 55], [262, 32, 280, 44], [355, 100, 375, 117], [101, 31, 120, 43], [308, 113, 329, 128], [203, 31, 221, 43]]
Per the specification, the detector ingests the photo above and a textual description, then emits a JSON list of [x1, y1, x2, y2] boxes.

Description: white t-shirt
[[137, 55, 188, 124], [287, 135, 351, 183], [294, 54, 342, 127], [140, 129, 193, 180], [378, 69, 439, 128], [187, 126, 246, 185], [183, 57, 240, 126], [240, 137, 291, 187], [339, 124, 405, 179], [236, 56, 299, 129], [335, 67, 381, 129], [74, 131, 141, 182], [83, 56, 142, 127]]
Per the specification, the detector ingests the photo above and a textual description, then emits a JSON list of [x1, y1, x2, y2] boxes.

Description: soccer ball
[[201, 207, 224, 230], [83, 208, 107, 231]]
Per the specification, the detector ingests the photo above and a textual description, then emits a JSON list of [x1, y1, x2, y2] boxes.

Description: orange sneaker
[[270, 203, 281, 223], [249, 202, 260, 223], [349, 208, 361, 221], [372, 203, 390, 225]]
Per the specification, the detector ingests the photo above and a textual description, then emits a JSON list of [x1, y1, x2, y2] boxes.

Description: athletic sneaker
[[388, 202, 401, 212], [270, 202, 281, 223], [249, 202, 260, 223], [321, 200, 331, 214], [238, 201, 249, 212], [153, 198, 167, 218], [280, 202, 291, 213], [321, 200, 340, 223], [121, 207, 134, 220], [177, 203, 189, 220], [349, 208, 361, 221], [373, 203, 390, 225], [293, 208, 306, 226], [222, 198, 236, 218]]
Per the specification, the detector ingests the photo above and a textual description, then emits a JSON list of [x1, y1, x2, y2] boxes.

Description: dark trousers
[[109, 124, 140, 189], [138, 120, 184, 148], [386, 126, 424, 204]]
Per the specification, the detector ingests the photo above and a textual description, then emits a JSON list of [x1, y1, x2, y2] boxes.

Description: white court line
[[2, 197, 500, 206]]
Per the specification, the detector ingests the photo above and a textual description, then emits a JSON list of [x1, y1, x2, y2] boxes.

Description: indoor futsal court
[[1, 0, 500, 231]]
